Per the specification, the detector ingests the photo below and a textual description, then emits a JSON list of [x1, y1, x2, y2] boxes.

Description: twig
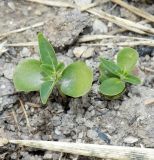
[[108, 19, 150, 35], [0, 22, 45, 38], [12, 109, 20, 131], [27, 0, 74, 8], [1, 139, 154, 160], [87, 8, 154, 35], [5, 42, 37, 47], [19, 99, 31, 133], [26, 102, 40, 108], [140, 66, 154, 73], [81, 40, 154, 47], [78, 35, 152, 42], [111, 0, 154, 23], [144, 98, 154, 105]]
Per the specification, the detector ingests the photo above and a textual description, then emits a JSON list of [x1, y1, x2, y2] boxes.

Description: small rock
[[73, 46, 87, 57], [124, 136, 138, 144], [87, 129, 98, 139], [93, 19, 108, 33], [20, 47, 31, 58], [34, 10, 42, 16], [3, 63, 15, 79], [57, 55, 73, 66], [85, 120, 94, 128], [82, 48, 94, 58], [8, 2, 15, 10], [120, 8, 137, 21], [55, 127, 62, 135], [0, 77, 15, 96]]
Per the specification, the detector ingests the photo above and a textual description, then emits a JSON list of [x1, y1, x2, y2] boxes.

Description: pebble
[[124, 136, 138, 144], [0, 77, 15, 96], [3, 63, 15, 79], [93, 19, 108, 33], [73, 46, 94, 58], [8, 2, 15, 10], [87, 129, 98, 139], [73, 46, 87, 58], [20, 47, 31, 58]]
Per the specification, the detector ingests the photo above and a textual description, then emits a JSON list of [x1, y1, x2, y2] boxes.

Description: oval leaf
[[13, 59, 43, 92], [40, 81, 55, 104], [124, 74, 141, 85], [60, 61, 93, 97], [38, 33, 58, 69], [117, 47, 139, 72], [99, 78, 125, 96]]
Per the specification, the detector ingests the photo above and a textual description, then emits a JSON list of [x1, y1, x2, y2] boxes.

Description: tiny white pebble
[[1, 85, 6, 89]]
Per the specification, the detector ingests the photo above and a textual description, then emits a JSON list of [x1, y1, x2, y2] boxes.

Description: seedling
[[99, 47, 141, 98], [13, 33, 93, 104]]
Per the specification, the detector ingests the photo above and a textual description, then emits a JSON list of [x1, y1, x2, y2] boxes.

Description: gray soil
[[0, 0, 154, 160]]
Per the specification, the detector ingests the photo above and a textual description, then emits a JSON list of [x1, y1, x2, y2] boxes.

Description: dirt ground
[[0, 0, 154, 159]]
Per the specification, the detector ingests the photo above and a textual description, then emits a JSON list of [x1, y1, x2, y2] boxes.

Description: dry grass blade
[[111, 0, 154, 23], [144, 98, 154, 105], [0, 22, 45, 38], [4, 139, 154, 159], [12, 109, 20, 131], [27, 0, 74, 8], [81, 40, 154, 47], [87, 9, 154, 35], [5, 42, 38, 47], [78, 35, 152, 42], [19, 99, 31, 133]]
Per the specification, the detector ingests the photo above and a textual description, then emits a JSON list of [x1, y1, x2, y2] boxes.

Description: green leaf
[[117, 47, 139, 73], [56, 62, 65, 74], [60, 61, 93, 97], [38, 33, 58, 69], [13, 59, 43, 92], [99, 78, 125, 96], [100, 58, 121, 77], [41, 64, 55, 76], [40, 81, 55, 104], [124, 74, 141, 85]]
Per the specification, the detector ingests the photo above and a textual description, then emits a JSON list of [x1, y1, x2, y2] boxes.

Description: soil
[[0, 0, 154, 160]]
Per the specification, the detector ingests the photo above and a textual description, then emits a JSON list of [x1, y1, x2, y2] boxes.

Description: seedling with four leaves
[[99, 47, 141, 98], [13, 33, 93, 104]]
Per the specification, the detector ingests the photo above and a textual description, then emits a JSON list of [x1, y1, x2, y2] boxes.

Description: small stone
[[87, 129, 98, 139], [82, 48, 94, 58], [124, 136, 138, 144], [20, 47, 31, 58], [57, 55, 73, 66], [8, 2, 15, 10], [85, 120, 94, 128], [73, 46, 87, 58], [34, 10, 42, 16], [55, 127, 61, 135], [93, 19, 108, 33], [73, 46, 94, 58], [3, 63, 15, 79], [43, 151, 53, 159], [0, 77, 15, 96]]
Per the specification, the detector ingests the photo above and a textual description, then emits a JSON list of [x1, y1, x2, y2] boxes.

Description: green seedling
[[13, 33, 93, 104], [99, 47, 141, 98]]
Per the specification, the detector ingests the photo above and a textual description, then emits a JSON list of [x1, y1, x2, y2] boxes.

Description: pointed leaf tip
[[38, 33, 58, 68]]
